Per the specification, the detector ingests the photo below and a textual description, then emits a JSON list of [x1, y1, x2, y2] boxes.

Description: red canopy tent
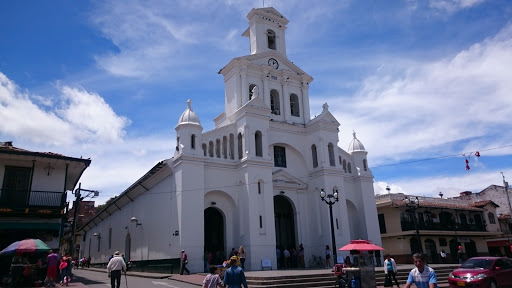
[[338, 239, 384, 251]]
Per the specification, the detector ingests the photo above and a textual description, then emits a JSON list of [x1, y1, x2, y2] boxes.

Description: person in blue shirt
[[404, 253, 437, 288], [223, 256, 248, 288]]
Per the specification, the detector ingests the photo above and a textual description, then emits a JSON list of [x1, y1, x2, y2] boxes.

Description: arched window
[[202, 143, 207, 156], [229, 133, 234, 160], [208, 141, 214, 157], [328, 143, 335, 167], [342, 159, 347, 172], [238, 133, 243, 159], [348, 162, 352, 173], [339, 156, 342, 165], [274, 146, 286, 167], [267, 29, 276, 50], [255, 131, 263, 157], [270, 89, 280, 115], [311, 144, 318, 168], [363, 159, 367, 171], [290, 94, 300, 117], [459, 213, 467, 224], [488, 212, 496, 224], [216, 139, 221, 158], [176, 136, 180, 151], [258, 180, 263, 194], [222, 136, 227, 158], [191, 134, 196, 149], [249, 84, 256, 100]]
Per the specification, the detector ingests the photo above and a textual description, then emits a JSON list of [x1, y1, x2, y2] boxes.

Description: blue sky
[[1, 0, 512, 205]]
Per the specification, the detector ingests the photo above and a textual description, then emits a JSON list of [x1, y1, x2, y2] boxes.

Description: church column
[[243, 124, 251, 158], [263, 69, 271, 109], [301, 80, 311, 123], [235, 67, 242, 109], [282, 79, 290, 122], [318, 137, 325, 166], [241, 67, 249, 104]]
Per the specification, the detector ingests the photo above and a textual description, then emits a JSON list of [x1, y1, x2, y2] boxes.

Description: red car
[[448, 256, 512, 288]]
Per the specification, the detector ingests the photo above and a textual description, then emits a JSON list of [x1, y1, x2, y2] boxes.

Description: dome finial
[[187, 99, 192, 110], [352, 130, 356, 139]]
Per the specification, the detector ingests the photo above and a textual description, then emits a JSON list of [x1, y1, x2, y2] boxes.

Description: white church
[[79, 7, 381, 272]]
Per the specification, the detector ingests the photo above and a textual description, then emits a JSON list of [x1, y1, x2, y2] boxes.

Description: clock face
[[268, 58, 279, 69]]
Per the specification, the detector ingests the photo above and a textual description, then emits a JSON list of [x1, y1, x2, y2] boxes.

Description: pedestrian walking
[[223, 256, 248, 288], [440, 250, 447, 264], [298, 243, 305, 268], [457, 246, 464, 264], [180, 250, 190, 275], [383, 254, 400, 288], [107, 251, 127, 288], [202, 265, 223, 288], [404, 253, 437, 288], [238, 246, 246, 270], [45, 250, 59, 287], [325, 245, 331, 268]]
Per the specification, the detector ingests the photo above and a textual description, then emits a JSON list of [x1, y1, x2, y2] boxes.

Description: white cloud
[[429, 0, 486, 13], [0, 73, 130, 146], [374, 168, 511, 199], [328, 23, 512, 165]]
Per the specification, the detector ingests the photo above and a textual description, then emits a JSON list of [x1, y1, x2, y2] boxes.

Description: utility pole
[[70, 183, 99, 258], [501, 172, 512, 254]]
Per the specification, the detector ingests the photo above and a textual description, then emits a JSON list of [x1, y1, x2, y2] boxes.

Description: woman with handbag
[[383, 254, 400, 288]]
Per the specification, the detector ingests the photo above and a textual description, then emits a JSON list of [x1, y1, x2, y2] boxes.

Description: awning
[[0, 222, 61, 230]]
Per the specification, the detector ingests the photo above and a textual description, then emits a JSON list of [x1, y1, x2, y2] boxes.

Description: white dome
[[348, 131, 365, 152], [178, 99, 201, 125]]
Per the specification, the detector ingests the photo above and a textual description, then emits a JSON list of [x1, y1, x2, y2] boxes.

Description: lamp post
[[404, 196, 423, 253], [320, 188, 339, 264], [501, 172, 512, 254]]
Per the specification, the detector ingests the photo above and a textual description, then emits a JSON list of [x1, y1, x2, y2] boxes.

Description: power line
[[373, 144, 512, 169]]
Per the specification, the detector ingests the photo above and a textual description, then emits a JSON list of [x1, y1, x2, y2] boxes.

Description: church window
[[311, 144, 318, 168], [347, 162, 352, 173], [108, 228, 112, 249], [267, 29, 276, 50], [238, 133, 243, 159], [328, 143, 335, 167], [255, 131, 263, 157], [176, 136, 180, 151], [290, 94, 300, 117], [249, 84, 256, 100], [202, 143, 207, 156], [339, 156, 342, 165], [270, 89, 280, 115], [274, 146, 287, 167], [260, 215, 263, 228], [229, 134, 234, 159], [191, 134, 196, 149], [336, 218, 339, 229], [342, 159, 347, 172], [363, 159, 367, 171], [222, 136, 228, 158], [488, 212, 496, 224], [209, 141, 214, 157], [258, 180, 263, 194], [216, 139, 221, 158]]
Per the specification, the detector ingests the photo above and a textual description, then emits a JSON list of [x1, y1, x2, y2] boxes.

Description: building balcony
[[0, 189, 66, 216], [400, 220, 487, 232]]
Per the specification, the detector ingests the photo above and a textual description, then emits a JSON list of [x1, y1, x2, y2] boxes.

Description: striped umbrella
[[0, 239, 51, 256]]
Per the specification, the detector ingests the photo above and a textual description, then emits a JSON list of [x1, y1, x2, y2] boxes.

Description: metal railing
[[0, 189, 66, 209], [400, 220, 487, 232]]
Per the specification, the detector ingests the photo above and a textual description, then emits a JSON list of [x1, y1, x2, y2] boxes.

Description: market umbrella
[[338, 239, 384, 251], [0, 239, 51, 256]]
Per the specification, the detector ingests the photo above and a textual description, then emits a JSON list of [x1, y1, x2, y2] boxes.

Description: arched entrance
[[424, 238, 438, 263], [204, 207, 225, 265], [274, 195, 296, 269], [125, 233, 131, 261], [464, 239, 477, 258]]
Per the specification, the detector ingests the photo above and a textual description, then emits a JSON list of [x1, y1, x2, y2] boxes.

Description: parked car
[[448, 256, 512, 288]]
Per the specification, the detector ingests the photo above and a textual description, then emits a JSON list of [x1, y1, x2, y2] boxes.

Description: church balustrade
[[400, 219, 487, 232]]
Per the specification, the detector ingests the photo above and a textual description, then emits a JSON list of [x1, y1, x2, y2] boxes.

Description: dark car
[[448, 256, 512, 288]]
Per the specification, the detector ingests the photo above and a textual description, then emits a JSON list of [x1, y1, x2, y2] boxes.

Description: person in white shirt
[[404, 253, 437, 288], [107, 251, 127, 288], [383, 254, 400, 288]]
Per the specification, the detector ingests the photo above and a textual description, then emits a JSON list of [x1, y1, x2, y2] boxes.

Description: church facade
[[79, 7, 381, 272]]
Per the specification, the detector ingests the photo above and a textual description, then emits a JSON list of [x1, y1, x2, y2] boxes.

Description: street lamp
[[404, 196, 423, 253], [320, 188, 339, 264], [131, 217, 142, 227]]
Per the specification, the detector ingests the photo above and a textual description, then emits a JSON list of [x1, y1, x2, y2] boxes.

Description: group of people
[[202, 255, 248, 288], [382, 253, 438, 288], [275, 243, 305, 269]]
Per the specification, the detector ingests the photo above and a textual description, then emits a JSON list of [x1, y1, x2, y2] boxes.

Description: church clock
[[268, 58, 279, 69]]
